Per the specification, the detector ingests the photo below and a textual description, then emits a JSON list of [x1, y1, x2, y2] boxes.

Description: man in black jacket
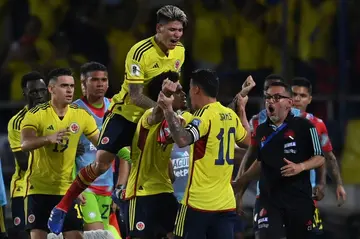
[[234, 81, 325, 239]]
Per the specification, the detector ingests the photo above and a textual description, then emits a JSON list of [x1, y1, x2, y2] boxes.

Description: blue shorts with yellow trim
[[174, 204, 237, 239], [128, 193, 178, 238]]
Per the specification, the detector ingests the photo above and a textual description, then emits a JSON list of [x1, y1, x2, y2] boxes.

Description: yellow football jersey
[[126, 109, 192, 199], [21, 102, 99, 196], [182, 102, 247, 211], [109, 36, 185, 123], [7, 106, 28, 198]]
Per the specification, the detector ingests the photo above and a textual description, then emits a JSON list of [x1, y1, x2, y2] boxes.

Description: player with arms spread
[[71, 62, 122, 239], [291, 77, 346, 236], [21, 68, 99, 239], [49, 6, 188, 232], [7, 72, 48, 239], [157, 69, 251, 239]]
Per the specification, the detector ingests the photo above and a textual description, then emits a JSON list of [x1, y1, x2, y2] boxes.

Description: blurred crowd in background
[[2, 0, 360, 237]]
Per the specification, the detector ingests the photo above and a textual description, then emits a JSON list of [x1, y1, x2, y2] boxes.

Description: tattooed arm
[[228, 75, 256, 113], [227, 97, 237, 112], [324, 151, 343, 185], [147, 106, 164, 126], [129, 83, 157, 109], [163, 110, 194, 148]]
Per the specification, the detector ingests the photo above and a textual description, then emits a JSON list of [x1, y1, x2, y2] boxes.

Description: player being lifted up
[[72, 62, 123, 239], [49, 6, 188, 233], [7, 72, 48, 239], [118, 73, 191, 239], [21, 68, 99, 239], [157, 69, 251, 239]]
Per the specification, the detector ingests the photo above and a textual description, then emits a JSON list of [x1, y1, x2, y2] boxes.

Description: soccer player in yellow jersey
[[124, 74, 190, 239], [158, 69, 251, 239], [7, 72, 48, 238], [21, 68, 99, 239], [50, 5, 188, 231]]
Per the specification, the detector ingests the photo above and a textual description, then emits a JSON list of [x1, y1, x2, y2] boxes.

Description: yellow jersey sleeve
[[180, 111, 193, 124], [125, 45, 147, 84], [234, 114, 247, 143], [82, 110, 99, 138], [177, 44, 185, 72], [21, 111, 39, 132], [7, 117, 22, 152], [186, 111, 210, 143], [141, 108, 154, 129]]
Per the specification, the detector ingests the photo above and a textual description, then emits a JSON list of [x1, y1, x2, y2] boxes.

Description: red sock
[[109, 212, 121, 236], [57, 165, 97, 212]]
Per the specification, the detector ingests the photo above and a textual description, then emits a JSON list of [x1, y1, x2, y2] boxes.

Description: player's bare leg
[[30, 229, 47, 239], [84, 222, 104, 231], [48, 150, 115, 234], [56, 150, 115, 212], [63, 231, 83, 239]]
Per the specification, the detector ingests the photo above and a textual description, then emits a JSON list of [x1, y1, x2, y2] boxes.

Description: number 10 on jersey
[[215, 127, 236, 165]]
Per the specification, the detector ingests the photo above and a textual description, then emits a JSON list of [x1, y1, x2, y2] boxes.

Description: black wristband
[[116, 184, 126, 190]]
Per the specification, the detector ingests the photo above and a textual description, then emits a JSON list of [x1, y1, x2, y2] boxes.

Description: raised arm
[[235, 96, 251, 147], [227, 75, 256, 112], [129, 83, 157, 109], [163, 109, 193, 148], [147, 79, 179, 126]]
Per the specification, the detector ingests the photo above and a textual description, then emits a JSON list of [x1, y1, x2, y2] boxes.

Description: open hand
[[47, 128, 71, 144], [281, 158, 305, 177], [336, 184, 346, 207]]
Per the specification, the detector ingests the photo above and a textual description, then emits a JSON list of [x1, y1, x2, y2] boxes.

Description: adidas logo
[[183, 151, 189, 157], [47, 125, 54, 130], [152, 63, 159, 68]]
